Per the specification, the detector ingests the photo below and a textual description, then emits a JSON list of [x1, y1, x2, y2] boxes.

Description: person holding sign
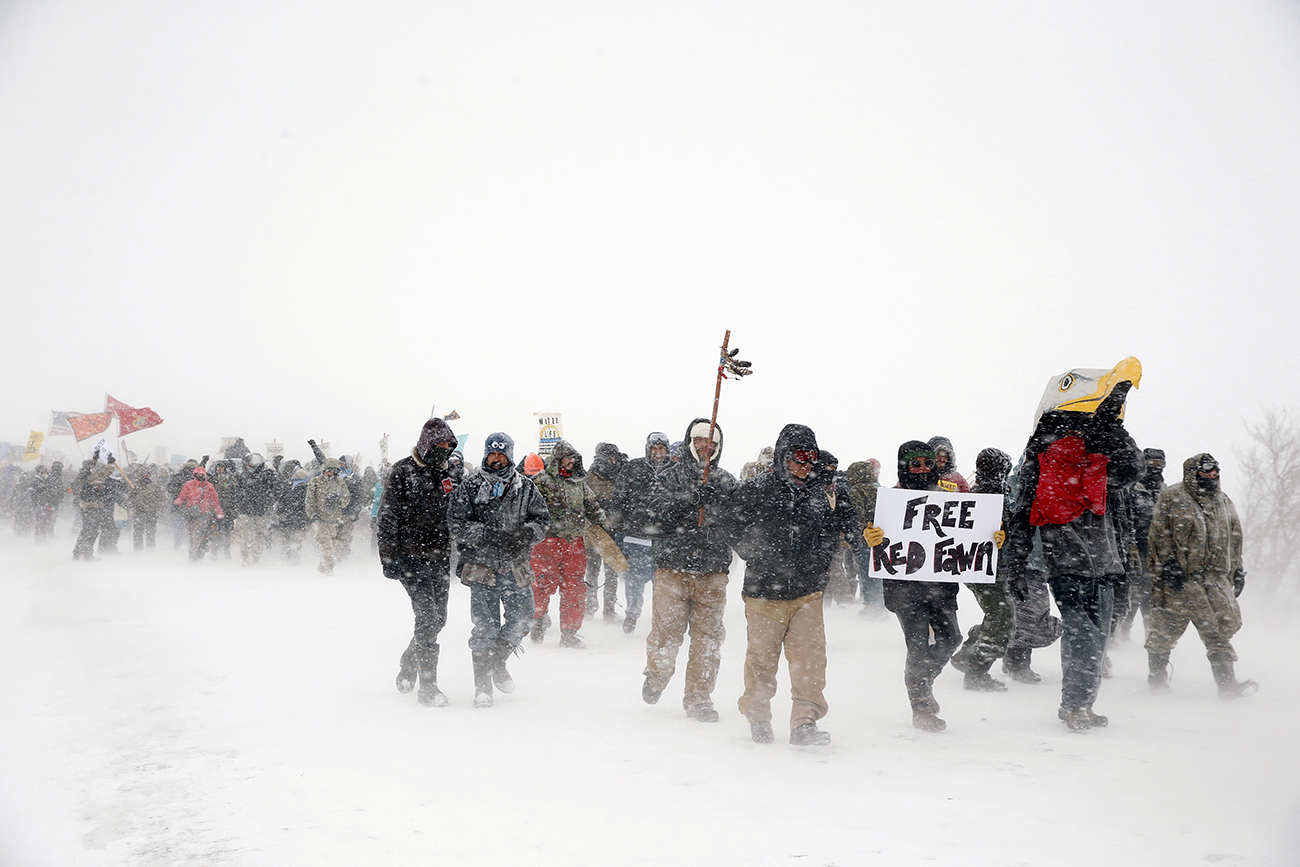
[[866, 441, 972, 733], [731, 424, 860, 746]]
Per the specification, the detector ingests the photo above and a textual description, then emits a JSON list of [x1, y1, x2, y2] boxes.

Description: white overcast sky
[[2, 2, 1298, 478]]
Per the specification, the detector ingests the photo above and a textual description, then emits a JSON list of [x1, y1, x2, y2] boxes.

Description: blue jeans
[[619, 538, 655, 619], [1048, 575, 1115, 711], [469, 575, 534, 653]]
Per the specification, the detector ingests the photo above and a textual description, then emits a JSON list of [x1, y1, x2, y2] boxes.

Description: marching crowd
[[1, 370, 1257, 744]]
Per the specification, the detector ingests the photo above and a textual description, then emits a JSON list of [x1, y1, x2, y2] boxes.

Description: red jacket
[[175, 478, 225, 519]]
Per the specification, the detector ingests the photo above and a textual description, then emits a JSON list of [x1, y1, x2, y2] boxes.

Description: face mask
[[426, 445, 453, 467], [1196, 476, 1219, 491]]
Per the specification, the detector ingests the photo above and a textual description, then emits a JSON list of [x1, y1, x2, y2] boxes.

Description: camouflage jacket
[[1147, 453, 1242, 582]]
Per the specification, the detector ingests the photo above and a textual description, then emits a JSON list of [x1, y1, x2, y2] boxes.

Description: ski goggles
[[790, 449, 818, 465], [907, 457, 935, 470]]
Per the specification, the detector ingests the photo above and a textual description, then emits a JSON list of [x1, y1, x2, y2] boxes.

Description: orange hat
[[523, 453, 545, 476]]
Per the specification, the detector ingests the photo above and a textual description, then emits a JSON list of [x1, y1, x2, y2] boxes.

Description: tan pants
[[645, 569, 728, 710], [315, 521, 342, 572], [737, 592, 828, 730]]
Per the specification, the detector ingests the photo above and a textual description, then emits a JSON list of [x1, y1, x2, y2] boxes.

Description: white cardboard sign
[[867, 487, 1003, 583]]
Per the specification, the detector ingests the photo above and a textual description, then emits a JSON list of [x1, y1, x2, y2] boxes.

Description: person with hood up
[[1002, 358, 1145, 731], [584, 442, 626, 621], [948, 448, 1019, 692], [865, 441, 967, 733], [30, 463, 65, 545], [1145, 454, 1256, 698], [377, 418, 459, 707], [306, 459, 351, 574], [730, 424, 859, 746], [528, 440, 609, 648], [642, 419, 740, 723], [174, 465, 225, 561], [235, 453, 279, 565], [449, 432, 551, 708], [128, 464, 166, 552], [277, 467, 311, 564], [927, 436, 971, 493], [1118, 447, 1167, 640], [609, 432, 673, 634]]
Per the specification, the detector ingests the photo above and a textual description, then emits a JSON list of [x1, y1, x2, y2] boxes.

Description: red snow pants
[[531, 537, 588, 633]]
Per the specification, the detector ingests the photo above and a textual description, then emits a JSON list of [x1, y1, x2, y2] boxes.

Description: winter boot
[[1148, 651, 1172, 693], [559, 630, 585, 649], [1059, 707, 1092, 731], [963, 663, 1008, 692], [789, 723, 831, 746], [1002, 647, 1041, 684], [529, 614, 549, 645], [491, 640, 516, 695], [750, 720, 774, 744], [471, 649, 494, 708], [396, 652, 417, 695], [417, 645, 447, 707], [910, 689, 945, 732], [622, 615, 638, 635], [687, 703, 720, 723], [1209, 652, 1258, 699], [642, 677, 663, 705]]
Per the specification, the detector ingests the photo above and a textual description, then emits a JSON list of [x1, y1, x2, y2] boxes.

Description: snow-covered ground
[[1, 531, 1296, 866]]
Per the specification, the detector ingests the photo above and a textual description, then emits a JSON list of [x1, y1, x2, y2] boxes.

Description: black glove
[[1233, 569, 1246, 598], [1009, 572, 1030, 603], [1161, 559, 1186, 592], [694, 481, 720, 508]]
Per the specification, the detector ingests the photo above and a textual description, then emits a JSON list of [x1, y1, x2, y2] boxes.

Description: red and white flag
[[106, 394, 164, 435]]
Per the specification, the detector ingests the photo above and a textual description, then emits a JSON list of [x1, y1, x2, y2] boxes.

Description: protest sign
[[868, 487, 1004, 583]]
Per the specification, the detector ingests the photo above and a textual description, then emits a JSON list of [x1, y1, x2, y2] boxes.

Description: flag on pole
[[49, 411, 83, 436], [23, 431, 44, 461], [106, 394, 164, 435], [69, 412, 113, 441]]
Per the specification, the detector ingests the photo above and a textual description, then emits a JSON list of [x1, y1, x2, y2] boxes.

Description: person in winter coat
[[608, 432, 673, 634], [1003, 360, 1145, 731], [449, 432, 551, 708], [740, 446, 775, 482], [235, 453, 279, 565], [584, 442, 626, 621], [277, 468, 311, 564], [865, 441, 966, 733], [948, 448, 1018, 692], [128, 465, 166, 551], [72, 458, 126, 561], [174, 465, 225, 561], [1118, 447, 1166, 640], [845, 459, 885, 615], [336, 455, 365, 563], [377, 418, 459, 707], [1145, 454, 1256, 698], [642, 418, 740, 723], [528, 440, 608, 648], [209, 461, 238, 560], [305, 459, 351, 574], [30, 463, 65, 545], [730, 423, 858, 746], [927, 436, 971, 493]]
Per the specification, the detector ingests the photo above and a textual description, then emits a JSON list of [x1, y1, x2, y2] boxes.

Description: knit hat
[[523, 453, 545, 476]]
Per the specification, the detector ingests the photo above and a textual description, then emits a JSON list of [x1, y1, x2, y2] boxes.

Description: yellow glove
[[863, 523, 884, 547], [994, 530, 1006, 549]]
